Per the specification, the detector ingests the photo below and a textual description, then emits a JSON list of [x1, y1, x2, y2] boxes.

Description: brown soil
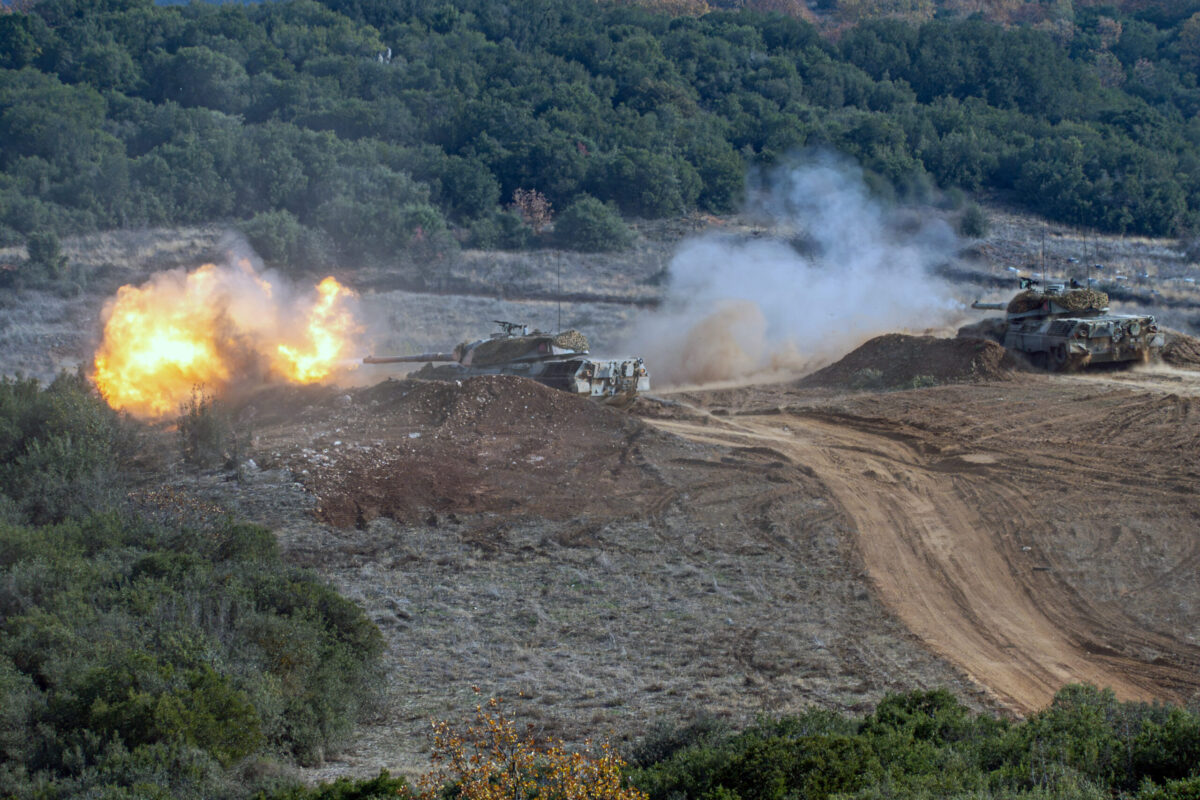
[[650, 379, 1200, 713], [798, 334, 1018, 389], [280, 376, 662, 528], [1162, 331, 1200, 369]]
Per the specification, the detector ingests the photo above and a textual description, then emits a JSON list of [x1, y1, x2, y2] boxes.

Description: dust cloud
[[626, 154, 960, 387]]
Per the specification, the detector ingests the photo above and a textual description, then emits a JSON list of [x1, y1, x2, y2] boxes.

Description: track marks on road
[[649, 404, 1200, 713]]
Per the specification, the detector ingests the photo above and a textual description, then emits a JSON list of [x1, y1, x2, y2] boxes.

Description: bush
[[1137, 776, 1200, 800], [178, 385, 228, 469], [25, 229, 68, 282], [0, 515, 384, 794], [717, 735, 879, 800], [959, 204, 990, 238], [554, 195, 634, 252], [632, 686, 1200, 800], [0, 373, 132, 524], [468, 209, 533, 250], [631, 715, 732, 768], [261, 770, 409, 799], [240, 210, 325, 271]]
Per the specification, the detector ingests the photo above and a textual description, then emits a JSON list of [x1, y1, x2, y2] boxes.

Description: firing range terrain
[[5, 208, 1200, 782]]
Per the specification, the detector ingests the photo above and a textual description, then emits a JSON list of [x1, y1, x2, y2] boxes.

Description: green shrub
[[1136, 776, 1200, 800], [0, 515, 384, 795], [960, 204, 991, 238], [259, 770, 409, 799], [631, 715, 732, 768], [0, 373, 132, 524], [240, 210, 305, 266], [718, 735, 879, 800], [632, 686, 1200, 800], [554, 195, 634, 253], [25, 230, 68, 282], [1132, 706, 1200, 787], [178, 385, 228, 469], [469, 209, 533, 250]]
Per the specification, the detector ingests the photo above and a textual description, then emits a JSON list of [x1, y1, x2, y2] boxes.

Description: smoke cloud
[[626, 153, 961, 387]]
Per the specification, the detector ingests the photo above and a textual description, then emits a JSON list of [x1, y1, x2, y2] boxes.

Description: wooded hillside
[[2, 0, 1200, 269]]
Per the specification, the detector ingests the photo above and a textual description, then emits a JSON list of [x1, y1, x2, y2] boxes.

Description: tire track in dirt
[[648, 409, 1197, 713]]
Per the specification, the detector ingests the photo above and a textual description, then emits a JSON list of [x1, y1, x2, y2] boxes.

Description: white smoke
[[626, 153, 961, 387]]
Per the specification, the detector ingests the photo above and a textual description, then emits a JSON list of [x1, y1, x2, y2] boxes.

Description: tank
[[959, 281, 1164, 371], [363, 321, 651, 399]]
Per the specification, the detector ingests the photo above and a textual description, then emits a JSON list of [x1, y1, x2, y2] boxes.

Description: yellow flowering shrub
[[414, 697, 647, 800]]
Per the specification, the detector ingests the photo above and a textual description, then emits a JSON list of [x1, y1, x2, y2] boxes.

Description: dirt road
[[653, 368, 1200, 713]]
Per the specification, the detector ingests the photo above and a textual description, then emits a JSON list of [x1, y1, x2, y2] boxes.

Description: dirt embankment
[[798, 334, 1018, 390], [1163, 331, 1200, 368], [259, 376, 662, 528]]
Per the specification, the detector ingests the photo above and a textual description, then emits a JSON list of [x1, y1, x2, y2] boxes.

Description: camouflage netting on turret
[[553, 329, 589, 352], [1007, 288, 1109, 314]]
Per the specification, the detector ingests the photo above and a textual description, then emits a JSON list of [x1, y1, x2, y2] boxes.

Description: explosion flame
[[92, 260, 360, 418]]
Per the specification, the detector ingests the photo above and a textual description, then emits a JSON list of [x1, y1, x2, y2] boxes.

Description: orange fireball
[[273, 277, 358, 383], [92, 262, 360, 418]]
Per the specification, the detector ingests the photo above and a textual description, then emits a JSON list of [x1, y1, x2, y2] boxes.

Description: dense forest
[[2, 0, 1200, 273]]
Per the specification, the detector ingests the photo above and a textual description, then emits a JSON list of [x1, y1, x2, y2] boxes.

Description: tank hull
[[961, 285, 1164, 371], [365, 323, 650, 398], [412, 357, 651, 398], [1005, 313, 1162, 370], [961, 312, 1163, 370]]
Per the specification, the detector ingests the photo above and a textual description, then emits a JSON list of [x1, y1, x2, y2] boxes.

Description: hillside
[[4, 0, 1200, 288]]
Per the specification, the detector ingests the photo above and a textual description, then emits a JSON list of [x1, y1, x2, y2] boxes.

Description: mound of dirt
[[798, 334, 1017, 390], [284, 375, 666, 528], [1162, 331, 1200, 369]]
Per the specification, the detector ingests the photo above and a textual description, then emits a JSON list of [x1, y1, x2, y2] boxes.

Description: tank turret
[[959, 281, 1164, 370], [363, 321, 650, 399]]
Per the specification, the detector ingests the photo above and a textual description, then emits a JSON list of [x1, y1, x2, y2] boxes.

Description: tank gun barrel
[[971, 301, 1006, 310], [363, 353, 456, 364]]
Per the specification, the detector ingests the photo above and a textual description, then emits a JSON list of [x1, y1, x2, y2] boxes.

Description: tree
[[554, 195, 634, 252], [155, 46, 250, 114], [510, 188, 554, 234], [1177, 13, 1200, 71], [25, 229, 67, 281], [240, 209, 330, 271], [959, 203, 990, 237]]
